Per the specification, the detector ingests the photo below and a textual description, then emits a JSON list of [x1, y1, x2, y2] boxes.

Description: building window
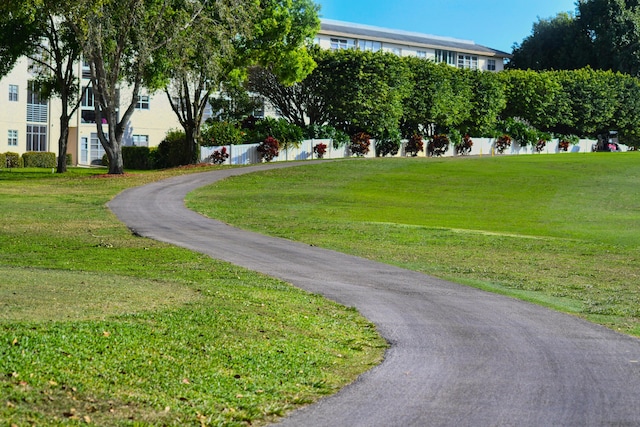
[[435, 49, 457, 65], [330, 38, 355, 50], [458, 54, 478, 70], [9, 85, 18, 102], [26, 125, 47, 152], [487, 59, 496, 71], [416, 50, 427, 58], [90, 133, 106, 165], [27, 81, 48, 123], [8, 130, 18, 147], [359, 40, 381, 52], [132, 135, 149, 147], [136, 94, 150, 110], [390, 47, 402, 56]]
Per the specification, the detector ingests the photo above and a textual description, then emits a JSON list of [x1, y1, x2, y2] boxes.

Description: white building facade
[[316, 19, 510, 72]]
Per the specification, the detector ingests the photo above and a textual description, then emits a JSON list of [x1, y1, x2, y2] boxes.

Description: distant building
[[316, 19, 510, 72], [0, 19, 510, 165]]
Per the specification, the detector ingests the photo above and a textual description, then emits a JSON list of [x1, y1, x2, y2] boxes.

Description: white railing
[[201, 138, 620, 165]]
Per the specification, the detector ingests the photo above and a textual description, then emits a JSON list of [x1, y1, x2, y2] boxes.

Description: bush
[[313, 142, 327, 159], [375, 128, 402, 157], [495, 135, 512, 154], [5, 152, 23, 168], [122, 146, 154, 170], [0, 153, 5, 169], [257, 136, 280, 162], [155, 130, 191, 169], [207, 147, 230, 165], [455, 134, 473, 155], [405, 134, 424, 157], [201, 121, 244, 146], [349, 132, 371, 157], [22, 151, 56, 168], [427, 134, 450, 157]]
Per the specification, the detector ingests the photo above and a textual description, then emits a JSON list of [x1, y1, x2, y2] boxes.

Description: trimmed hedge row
[[1, 152, 68, 169]]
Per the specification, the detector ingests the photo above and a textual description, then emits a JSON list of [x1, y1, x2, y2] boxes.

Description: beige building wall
[[0, 57, 182, 166]]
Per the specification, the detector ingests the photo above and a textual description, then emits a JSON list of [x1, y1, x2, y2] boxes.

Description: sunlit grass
[[187, 153, 640, 336], [0, 166, 386, 426]]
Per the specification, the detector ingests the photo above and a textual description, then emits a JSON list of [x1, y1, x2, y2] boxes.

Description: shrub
[[155, 130, 191, 169], [257, 136, 280, 162], [455, 134, 473, 155], [122, 146, 154, 170], [428, 134, 450, 157], [349, 132, 371, 157], [22, 151, 56, 168], [313, 142, 327, 159], [375, 128, 402, 157], [207, 147, 230, 165], [201, 121, 244, 146], [495, 135, 512, 154], [5, 152, 23, 168], [405, 134, 424, 157]]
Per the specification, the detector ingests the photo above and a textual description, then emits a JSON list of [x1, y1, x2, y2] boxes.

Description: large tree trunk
[[56, 123, 69, 173]]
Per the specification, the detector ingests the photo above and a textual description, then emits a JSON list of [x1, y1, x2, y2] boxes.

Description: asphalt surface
[[108, 162, 640, 427]]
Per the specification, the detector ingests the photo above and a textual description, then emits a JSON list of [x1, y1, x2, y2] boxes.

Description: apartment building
[[317, 19, 510, 72], [0, 19, 510, 165], [0, 57, 180, 166]]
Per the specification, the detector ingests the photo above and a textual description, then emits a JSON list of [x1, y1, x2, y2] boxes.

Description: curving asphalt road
[[108, 162, 640, 427]]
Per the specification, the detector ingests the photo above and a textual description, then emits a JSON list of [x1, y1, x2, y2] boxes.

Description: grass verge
[[0, 166, 386, 426], [186, 154, 640, 337]]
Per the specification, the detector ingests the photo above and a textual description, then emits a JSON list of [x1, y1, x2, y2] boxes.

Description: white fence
[[200, 137, 622, 165]]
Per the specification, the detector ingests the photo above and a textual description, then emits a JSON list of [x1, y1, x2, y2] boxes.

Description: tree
[[401, 58, 470, 137], [164, 0, 320, 165], [578, 0, 640, 76], [509, 12, 593, 71], [162, 1, 257, 164], [320, 49, 412, 139], [0, 0, 86, 173], [248, 47, 331, 128], [65, 0, 215, 174], [461, 70, 506, 137], [0, 2, 41, 78]]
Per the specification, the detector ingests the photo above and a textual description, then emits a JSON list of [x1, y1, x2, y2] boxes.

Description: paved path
[[108, 162, 640, 427]]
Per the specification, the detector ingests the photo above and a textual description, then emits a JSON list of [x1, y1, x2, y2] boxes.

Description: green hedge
[[5, 152, 23, 168], [22, 152, 56, 168], [0, 153, 5, 169], [123, 146, 155, 170]]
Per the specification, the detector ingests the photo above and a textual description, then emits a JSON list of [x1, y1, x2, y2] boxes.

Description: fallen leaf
[[182, 378, 190, 384]]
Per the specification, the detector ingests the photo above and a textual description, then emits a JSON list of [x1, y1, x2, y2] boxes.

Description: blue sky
[[315, 0, 578, 52]]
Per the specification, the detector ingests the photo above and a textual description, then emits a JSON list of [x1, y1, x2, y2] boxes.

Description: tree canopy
[[510, 0, 640, 76]]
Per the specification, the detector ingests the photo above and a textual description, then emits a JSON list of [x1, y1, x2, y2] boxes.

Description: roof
[[319, 19, 511, 58]]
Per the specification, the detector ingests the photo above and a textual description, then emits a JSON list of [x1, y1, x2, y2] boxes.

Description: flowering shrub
[[535, 140, 547, 153], [428, 134, 450, 157], [313, 142, 327, 159], [405, 134, 424, 157], [495, 135, 512, 154], [455, 134, 473, 155], [257, 136, 280, 162], [558, 140, 570, 152], [208, 146, 229, 164], [349, 132, 371, 157]]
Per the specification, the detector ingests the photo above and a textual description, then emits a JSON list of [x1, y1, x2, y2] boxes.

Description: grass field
[[0, 167, 386, 426], [187, 153, 640, 337]]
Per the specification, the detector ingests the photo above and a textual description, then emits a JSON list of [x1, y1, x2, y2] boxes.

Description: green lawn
[[187, 153, 640, 336], [0, 167, 386, 426]]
